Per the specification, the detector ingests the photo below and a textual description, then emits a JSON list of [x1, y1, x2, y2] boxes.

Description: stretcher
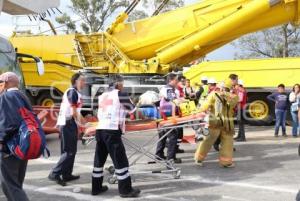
[[83, 111, 207, 184]]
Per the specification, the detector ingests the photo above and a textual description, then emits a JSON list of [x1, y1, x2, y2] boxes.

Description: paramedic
[[92, 74, 141, 198]]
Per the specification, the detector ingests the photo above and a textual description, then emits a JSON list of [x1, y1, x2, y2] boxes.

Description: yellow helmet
[[224, 78, 232, 89]]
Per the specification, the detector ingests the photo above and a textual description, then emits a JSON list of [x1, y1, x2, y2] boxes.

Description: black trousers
[[155, 128, 178, 160], [92, 129, 132, 195], [51, 118, 78, 178], [176, 127, 184, 149], [0, 153, 29, 201], [237, 109, 246, 140]]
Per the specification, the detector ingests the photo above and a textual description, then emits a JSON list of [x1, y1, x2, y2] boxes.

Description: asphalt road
[[1, 125, 300, 201]]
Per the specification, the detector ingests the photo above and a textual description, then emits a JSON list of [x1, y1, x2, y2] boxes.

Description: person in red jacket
[[235, 80, 247, 142]]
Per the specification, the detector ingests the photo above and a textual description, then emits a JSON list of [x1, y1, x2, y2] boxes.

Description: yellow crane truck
[[9, 0, 300, 116]]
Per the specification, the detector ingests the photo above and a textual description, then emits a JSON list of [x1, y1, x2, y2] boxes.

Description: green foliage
[[55, 13, 76, 34], [56, 0, 129, 34], [233, 24, 300, 59], [128, 0, 185, 22]]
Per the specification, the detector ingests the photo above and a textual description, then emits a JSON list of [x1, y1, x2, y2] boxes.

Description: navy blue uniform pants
[[92, 129, 132, 195], [51, 118, 78, 178]]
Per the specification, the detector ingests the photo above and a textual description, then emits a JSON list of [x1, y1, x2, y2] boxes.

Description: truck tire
[[37, 92, 60, 107], [245, 94, 274, 126]]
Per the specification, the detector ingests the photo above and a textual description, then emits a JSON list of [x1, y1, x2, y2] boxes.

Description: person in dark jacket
[[0, 72, 30, 201], [267, 84, 289, 137]]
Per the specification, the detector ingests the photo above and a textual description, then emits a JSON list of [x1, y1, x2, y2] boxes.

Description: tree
[[56, 0, 129, 34], [128, 0, 185, 22], [55, 13, 76, 34], [233, 24, 300, 59]]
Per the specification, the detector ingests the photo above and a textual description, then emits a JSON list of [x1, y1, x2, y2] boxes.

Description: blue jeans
[[275, 109, 287, 135], [291, 110, 299, 136]]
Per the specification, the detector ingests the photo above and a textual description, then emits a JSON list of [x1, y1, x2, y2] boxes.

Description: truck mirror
[[16, 53, 45, 76], [35, 57, 45, 75]]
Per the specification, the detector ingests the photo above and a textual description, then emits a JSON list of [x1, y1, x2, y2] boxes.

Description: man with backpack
[[194, 79, 238, 168], [0, 72, 31, 201], [49, 73, 86, 186]]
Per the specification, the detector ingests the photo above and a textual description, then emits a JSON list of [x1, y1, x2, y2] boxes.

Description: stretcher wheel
[[106, 166, 115, 175], [174, 170, 181, 179], [108, 176, 117, 184], [190, 121, 200, 131]]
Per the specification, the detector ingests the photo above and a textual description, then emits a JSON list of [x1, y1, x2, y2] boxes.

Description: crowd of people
[[0, 70, 299, 200]]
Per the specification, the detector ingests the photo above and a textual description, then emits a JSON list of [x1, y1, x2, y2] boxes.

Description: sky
[[0, 0, 236, 61]]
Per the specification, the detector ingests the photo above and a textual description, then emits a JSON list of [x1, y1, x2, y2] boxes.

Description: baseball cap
[[0, 72, 20, 84], [238, 79, 244, 86]]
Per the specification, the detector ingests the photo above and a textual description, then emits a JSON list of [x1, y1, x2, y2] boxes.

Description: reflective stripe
[[115, 167, 129, 174], [117, 173, 130, 180], [93, 167, 103, 172], [92, 173, 104, 178], [219, 157, 233, 163], [195, 153, 206, 161]]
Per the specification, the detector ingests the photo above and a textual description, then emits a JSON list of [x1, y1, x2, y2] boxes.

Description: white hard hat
[[238, 79, 244, 86], [208, 78, 216, 84], [201, 76, 208, 81]]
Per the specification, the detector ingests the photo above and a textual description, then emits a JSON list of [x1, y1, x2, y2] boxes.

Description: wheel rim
[[249, 100, 269, 120], [41, 98, 55, 107]]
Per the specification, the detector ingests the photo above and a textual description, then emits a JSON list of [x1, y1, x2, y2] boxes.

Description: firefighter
[[194, 79, 238, 168], [49, 72, 86, 186], [213, 74, 238, 151], [91, 74, 141, 198]]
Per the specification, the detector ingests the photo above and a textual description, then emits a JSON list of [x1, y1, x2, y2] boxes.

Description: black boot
[[120, 188, 141, 198], [48, 174, 66, 186], [92, 177, 108, 195], [63, 175, 80, 182]]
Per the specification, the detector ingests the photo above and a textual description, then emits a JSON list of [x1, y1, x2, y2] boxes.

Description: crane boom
[[10, 0, 300, 74]]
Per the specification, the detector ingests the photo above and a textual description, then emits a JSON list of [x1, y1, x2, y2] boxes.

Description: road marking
[[222, 195, 251, 201], [24, 184, 121, 201], [35, 158, 94, 169], [184, 176, 299, 194], [24, 184, 185, 201]]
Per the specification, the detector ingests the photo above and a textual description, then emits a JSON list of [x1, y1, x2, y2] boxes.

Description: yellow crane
[[9, 0, 300, 109]]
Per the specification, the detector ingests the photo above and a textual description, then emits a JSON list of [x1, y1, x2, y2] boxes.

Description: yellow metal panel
[[184, 58, 300, 88], [10, 34, 80, 67], [21, 62, 75, 93]]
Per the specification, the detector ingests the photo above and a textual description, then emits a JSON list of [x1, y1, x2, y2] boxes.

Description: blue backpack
[[6, 93, 50, 160]]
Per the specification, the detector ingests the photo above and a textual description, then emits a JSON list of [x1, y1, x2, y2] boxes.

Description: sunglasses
[[0, 81, 3, 84]]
